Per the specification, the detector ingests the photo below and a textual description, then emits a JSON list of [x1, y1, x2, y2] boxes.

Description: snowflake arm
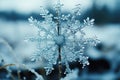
[[26, 0, 99, 76]]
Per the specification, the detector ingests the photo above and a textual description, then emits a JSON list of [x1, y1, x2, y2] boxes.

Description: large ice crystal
[[27, 0, 99, 75]]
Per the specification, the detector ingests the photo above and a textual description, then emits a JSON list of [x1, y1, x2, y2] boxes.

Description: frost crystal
[[61, 69, 79, 80], [27, 0, 99, 75]]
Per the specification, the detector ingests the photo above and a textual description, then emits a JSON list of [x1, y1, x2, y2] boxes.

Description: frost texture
[[61, 69, 79, 80], [27, 0, 99, 75]]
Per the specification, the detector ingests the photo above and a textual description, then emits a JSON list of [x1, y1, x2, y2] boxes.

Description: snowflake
[[26, 0, 99, 75]]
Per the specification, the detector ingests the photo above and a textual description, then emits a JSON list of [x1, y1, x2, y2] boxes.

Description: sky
[[0, 0, 118, 14], [0, 0, 117, 14]]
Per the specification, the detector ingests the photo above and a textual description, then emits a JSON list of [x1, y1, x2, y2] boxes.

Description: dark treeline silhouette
[[83, 0, 120, 25], [0, 1, 120, 25], [0, 11, 43, 21]]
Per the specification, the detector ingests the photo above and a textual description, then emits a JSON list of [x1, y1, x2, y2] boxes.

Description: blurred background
[[0, 0, 120, 80]]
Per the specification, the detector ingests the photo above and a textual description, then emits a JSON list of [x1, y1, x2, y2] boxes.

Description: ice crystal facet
[[26, 0, 99, 75], [61, 69, 79, 80]]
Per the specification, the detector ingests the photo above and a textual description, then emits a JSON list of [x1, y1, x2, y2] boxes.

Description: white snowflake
[[26, 0, 99, 75]]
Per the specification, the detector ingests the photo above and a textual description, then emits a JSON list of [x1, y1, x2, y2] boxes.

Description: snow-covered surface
[[0, 20, 120, 64], [0, 20, 44, 69], [0, 19, 120, 79], [85, 24, 120, 59]]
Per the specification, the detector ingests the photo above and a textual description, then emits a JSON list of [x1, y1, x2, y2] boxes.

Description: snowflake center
[[54, 35, 65, 46]]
